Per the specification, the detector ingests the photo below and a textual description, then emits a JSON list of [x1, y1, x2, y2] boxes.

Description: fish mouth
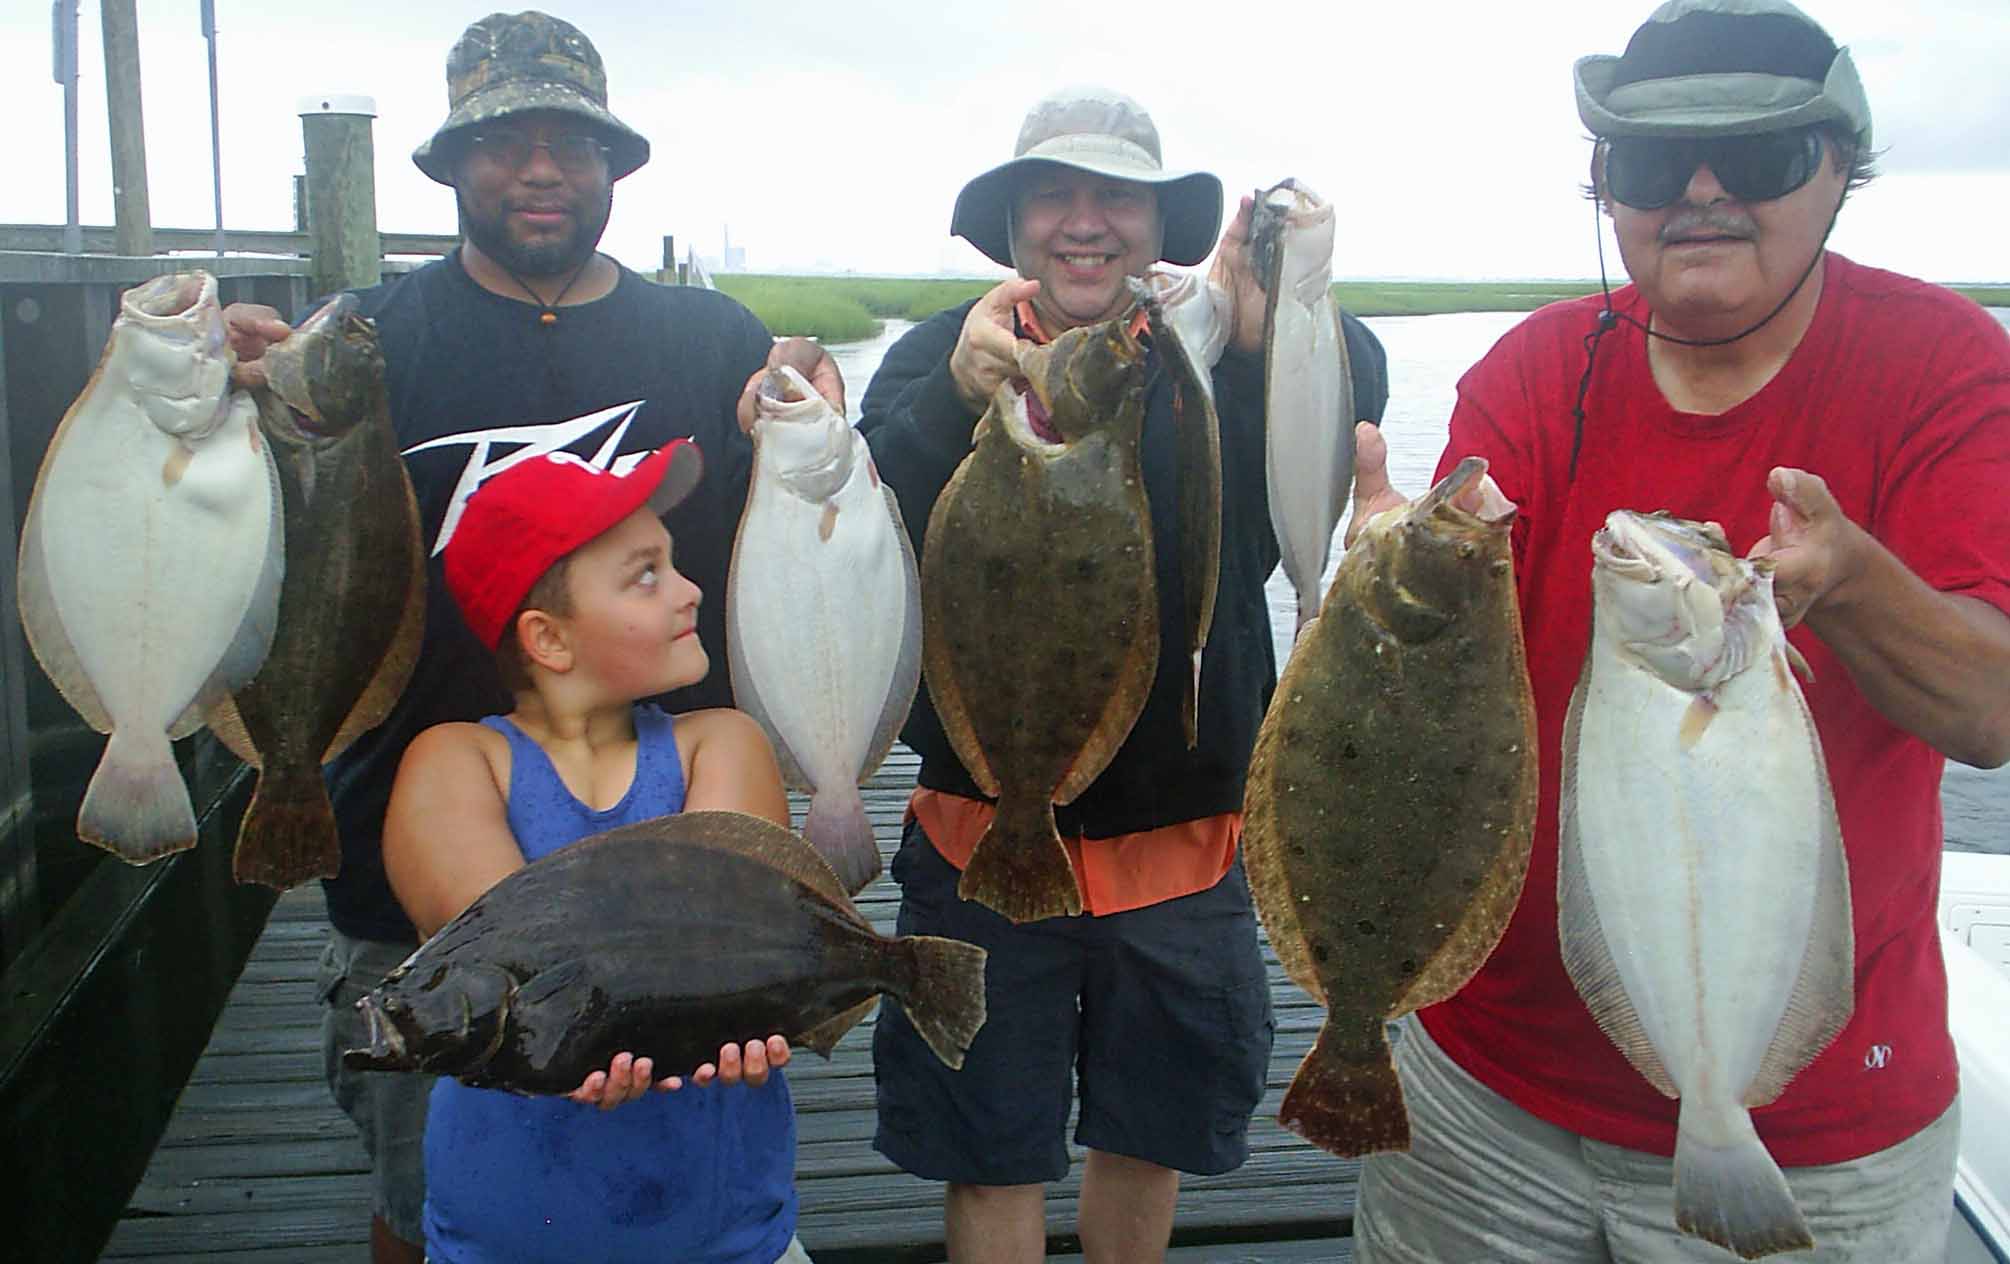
[[342, 995, 408, 1069]]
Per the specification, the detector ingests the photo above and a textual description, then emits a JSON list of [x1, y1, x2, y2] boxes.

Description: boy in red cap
[[380, 439, 812, 1263]]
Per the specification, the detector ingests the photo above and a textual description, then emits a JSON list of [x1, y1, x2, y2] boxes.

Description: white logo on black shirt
[[402, 400, 649, 555]]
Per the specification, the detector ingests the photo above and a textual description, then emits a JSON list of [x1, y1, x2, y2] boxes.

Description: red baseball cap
[[444, 440, 704, 650]]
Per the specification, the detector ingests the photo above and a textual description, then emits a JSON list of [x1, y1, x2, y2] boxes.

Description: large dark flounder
[[921, 318, 1156, 923], [343, 810, 988, 1092], [206, 295, 423, 888], [1243, 457, 1536, 1156], [1129, 276, 1221, 750]]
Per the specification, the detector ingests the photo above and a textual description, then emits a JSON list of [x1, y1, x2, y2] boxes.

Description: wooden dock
[[102, 748, 1358, 1262]]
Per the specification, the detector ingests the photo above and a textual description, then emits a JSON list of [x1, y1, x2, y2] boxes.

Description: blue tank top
[[422, 704, 798, 1264]]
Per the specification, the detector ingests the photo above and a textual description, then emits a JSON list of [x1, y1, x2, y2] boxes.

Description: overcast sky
[[6, 0, 2008, 283]]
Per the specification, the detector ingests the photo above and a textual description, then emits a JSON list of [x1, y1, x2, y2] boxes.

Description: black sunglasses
[[464, 129, 609, 174], [1603, 127, 1826, 210]]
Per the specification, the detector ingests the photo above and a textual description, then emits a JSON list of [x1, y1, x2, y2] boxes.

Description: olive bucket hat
[[1574, 0, 1871, 145], [951, 86, 1224, 269], [412, 10, 650, 185]]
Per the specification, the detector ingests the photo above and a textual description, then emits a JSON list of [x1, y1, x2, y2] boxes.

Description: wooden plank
[[0, 225, 460, 259]]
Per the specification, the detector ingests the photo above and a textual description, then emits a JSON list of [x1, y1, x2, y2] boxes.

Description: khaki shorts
[[1355, 1016, 1959, 1263], [318, 928, 433, 1244]]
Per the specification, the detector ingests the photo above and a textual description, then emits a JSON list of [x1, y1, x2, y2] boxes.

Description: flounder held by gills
[[206, 295, 424, 889], [1561, 511, 1851, 1260], [1129, 274, 1221, 750], [921, 317, 1156, 923], [1243, 457, 1534, 1157], [1253, 178, 1354, 639], [16, 271, 283, 862], [728, 365, 922, 895], [344, 810, 988, 1092]]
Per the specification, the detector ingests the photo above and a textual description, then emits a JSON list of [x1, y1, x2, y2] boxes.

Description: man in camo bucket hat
[[857, 85, 1389, 1260], [219, 11, 842, 1264], [412, 10, 649, 183], [1345, 3, 2010, 1260]]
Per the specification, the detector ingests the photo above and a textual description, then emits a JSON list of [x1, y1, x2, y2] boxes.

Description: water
[[823, 308, 2009, 856]]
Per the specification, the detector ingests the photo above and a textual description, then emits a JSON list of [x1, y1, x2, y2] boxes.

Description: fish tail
[[1277, 1021, 1410, 1157], [231, 764, 341, 889], [1673, 1098, 1812, 1259], [804, 786, 882, 895], [893, 935, 990, 1071], [77, 727, 197, 863], [956, 797, 1083, 923]]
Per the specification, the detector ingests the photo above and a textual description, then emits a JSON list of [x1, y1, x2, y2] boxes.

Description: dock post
[[0, 309, 39, 960], [100, 0, 153, 256], [298, 95, 381, 296]]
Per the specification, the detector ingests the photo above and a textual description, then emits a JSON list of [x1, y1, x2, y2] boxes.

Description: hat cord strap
[[495, 253, 595, 328]]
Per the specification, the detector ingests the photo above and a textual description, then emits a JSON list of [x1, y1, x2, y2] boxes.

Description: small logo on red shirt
[[1864, 1044, 1893, 1070]]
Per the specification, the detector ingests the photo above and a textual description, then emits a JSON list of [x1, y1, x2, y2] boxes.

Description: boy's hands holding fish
[[566, 1037, 794, 1111]]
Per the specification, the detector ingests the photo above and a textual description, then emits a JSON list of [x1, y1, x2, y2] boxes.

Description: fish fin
[[327, 469, 426, 761], [958, 797, 1082, 923], [1746, 699, 1853, 1108], [724, 618, 812, 791], [797, 996, 877, 1059], [1785, 642, 1815, 685], [859, 485, 924, 779], [1181, 650, 1199, 750], [1673, 1097, 1812, 1258], [77, 727, 197, 863], [1278, 1020, 1409, 1157], [1558, 660, 1678, 1098], [892, 934, 989, 1071], [630, 810, 861, 921], [203, 692, 261, 766], [1678, 694, 1719, 749], [510, 960, 597, 1079], [15, 493, 114, 733], [804, 785, 882, 895], [1239, 718, 1324, 1002], [231, 762, 341, 889], [1054, 600, 1158, 805]]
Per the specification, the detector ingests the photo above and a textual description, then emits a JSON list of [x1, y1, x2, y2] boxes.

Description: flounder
[[920, 317, 1156, 923], [16, 270, 282, 861], [344, 810, 988, 1092], [1243, 457, 1535, 1156]]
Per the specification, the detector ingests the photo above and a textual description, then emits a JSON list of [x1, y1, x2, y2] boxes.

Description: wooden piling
[[100, 0, 153, 256], [299, 96, 381, 296], [0, 304, 39, 962]]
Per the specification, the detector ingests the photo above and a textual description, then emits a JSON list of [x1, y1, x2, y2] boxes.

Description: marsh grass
[[714, 273, 2010, 338]]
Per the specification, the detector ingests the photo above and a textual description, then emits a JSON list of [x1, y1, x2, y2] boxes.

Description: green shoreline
[[714, 273, 2010, 343]]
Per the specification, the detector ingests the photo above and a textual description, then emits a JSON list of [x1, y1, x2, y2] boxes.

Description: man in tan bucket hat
[[224, 12, 837, 1262], [858, 86, 1388, 1261]]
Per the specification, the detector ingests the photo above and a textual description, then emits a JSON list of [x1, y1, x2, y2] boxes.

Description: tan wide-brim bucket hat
[[412, 11, 650, 185], [952, 86, 1224, 269], [1574, 0, 1871, 145]]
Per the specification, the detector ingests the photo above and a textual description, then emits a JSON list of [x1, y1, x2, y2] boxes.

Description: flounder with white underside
[[728, 364, 922, 895], [16, 271, 282, 862], [1561, 510, 1851, 1260]]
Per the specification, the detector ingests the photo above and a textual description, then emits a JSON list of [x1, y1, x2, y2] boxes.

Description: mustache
[[1658, 208, 1756, 243]]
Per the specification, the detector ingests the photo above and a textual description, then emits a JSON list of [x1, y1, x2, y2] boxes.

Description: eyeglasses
[[1603, 127, 1826, 210], [464, 129, 609, 174]]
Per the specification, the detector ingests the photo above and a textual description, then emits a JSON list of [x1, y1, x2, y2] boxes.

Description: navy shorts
[[872, 817, 1274, 1185]]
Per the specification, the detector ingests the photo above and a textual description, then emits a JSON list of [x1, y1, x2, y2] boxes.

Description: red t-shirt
[[1421, 254, 2010, 1166]]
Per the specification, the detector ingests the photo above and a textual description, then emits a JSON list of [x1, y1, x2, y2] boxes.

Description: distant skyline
[[5, 0, 2008, 283]]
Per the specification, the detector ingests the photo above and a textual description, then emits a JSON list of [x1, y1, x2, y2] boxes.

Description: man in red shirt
[[1348, 1, 2010, 1260]]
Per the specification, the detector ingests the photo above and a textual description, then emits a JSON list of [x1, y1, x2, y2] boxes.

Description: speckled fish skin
[[728, 364, 922, 896], [1252, 178, 1354, 638], [343, 810, 988, 1092], [1129, 275, 1221, 749], [1561, 511, 1851, 1260], [205, 294, 424, 890], [1243, 457, 1535, 1157], [15, 271, 283, 863], [920, 318, 1156, 923]]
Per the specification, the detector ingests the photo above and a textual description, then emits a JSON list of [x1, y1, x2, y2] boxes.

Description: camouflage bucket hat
[[951, 86, 1224, 269], [412, 10, 650, 185], [1575, 0, 1871, 145]]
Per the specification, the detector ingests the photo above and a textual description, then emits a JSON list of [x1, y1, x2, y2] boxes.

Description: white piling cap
[[298, 94, 378, 118]]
